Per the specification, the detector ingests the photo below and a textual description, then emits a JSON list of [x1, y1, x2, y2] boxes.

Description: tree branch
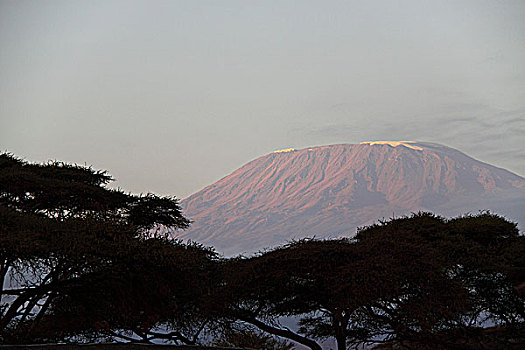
[[238, 315, 322, 350], [146, 330, 195, 345]]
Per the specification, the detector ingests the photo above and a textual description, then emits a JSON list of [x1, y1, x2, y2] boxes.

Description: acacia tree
[[219, 213, 524, 350], [34, 239, 218, 345], [0, 153, 215, 344], [350, 212, 525, 348], [217, 239, 361, 350]]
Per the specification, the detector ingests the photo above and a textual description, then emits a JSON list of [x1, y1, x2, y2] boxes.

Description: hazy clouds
[[1, 0, 524, 197]]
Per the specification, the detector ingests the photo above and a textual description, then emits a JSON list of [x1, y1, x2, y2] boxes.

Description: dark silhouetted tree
[[218, 213, 524, 350], [0, 153, 217, 344], [349, 212, 524, 348]]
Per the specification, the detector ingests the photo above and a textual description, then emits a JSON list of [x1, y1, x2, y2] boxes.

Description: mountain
[[177, 141, 525, 256]]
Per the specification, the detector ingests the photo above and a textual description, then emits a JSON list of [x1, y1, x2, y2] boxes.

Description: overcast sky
[[1, 0, 524, 198]]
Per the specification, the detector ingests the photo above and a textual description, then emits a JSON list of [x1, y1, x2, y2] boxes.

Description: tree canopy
[[0, 153, 215, 344], [217, 213, 524, 350]]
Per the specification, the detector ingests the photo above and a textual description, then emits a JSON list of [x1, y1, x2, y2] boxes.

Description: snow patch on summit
[[273, 148, 295, 153], [361, 141, 423, 151]]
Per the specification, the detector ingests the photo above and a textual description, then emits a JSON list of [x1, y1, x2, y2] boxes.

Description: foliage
[[0, 153, 212, 344], [219, 212, 524, 350]]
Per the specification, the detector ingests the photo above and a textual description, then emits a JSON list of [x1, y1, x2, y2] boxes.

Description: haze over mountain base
[[177, 141, 525, 256]]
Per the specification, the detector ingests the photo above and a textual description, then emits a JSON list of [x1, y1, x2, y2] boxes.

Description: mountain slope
[[177, 142, 525, 255]]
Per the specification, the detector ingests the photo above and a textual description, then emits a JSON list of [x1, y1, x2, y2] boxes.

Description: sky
[[1, 0, 524, 198]]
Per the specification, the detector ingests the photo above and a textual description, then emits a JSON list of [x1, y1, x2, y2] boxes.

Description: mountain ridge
[[177, 142, 525, 255]]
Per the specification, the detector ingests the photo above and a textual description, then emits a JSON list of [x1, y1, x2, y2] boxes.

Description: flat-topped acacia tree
[[218, 213, 524, 350], [0, 153, 215, 344]]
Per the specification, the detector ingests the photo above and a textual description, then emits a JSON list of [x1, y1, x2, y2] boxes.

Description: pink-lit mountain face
[[177, 142, 525, 256]]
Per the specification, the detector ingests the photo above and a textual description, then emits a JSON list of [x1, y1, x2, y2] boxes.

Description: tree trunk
[[336, 332, 346, 350], [27, 291, 55, 337], [333, 309, 348, 350], [0, 258, 10, 299], [0, 283, 54, 331]]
